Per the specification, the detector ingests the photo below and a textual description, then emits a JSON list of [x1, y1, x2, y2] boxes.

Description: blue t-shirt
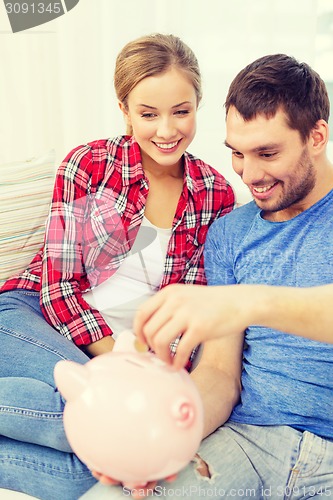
[[204, 190, 333, 439]]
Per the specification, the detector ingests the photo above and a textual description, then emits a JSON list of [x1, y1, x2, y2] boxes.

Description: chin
[[253, 198, 274, 211]]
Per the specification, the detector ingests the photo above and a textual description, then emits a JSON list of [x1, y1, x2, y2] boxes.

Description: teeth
[[253, 184, 275, 193], [155, 141, 178, 149]]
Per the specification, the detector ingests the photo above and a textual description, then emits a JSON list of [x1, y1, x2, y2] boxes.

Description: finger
[[91, 471, 120, 485], [147, 317, 174, 365], [134, 289, 170, 343], [172, 328, 201, 370], [99, 476, 120, 486], [136, 301, 178, 355], [131, 481, 158, 498], [148, 316, 190, 366], [165, 473, 178, 482], [135, 284, 183, 335], [143, 302, 175, 341]]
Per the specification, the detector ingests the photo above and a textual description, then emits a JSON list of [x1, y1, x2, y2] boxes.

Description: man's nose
[[240, 158, 265, 185]]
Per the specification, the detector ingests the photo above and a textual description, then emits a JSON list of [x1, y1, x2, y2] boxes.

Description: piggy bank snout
[[171, 397, 196, 428]]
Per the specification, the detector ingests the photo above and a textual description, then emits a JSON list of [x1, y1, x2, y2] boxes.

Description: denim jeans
[[0, 290, 97, 499], [81, 422, 333, 499], [2, 291, 333, 500]]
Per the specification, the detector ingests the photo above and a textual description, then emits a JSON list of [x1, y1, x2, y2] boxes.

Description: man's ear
[[310, 119, 329, 153]]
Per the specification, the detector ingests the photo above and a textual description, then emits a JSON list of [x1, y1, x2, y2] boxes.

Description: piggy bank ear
[[113, 330, 137, 353], [54, 360, 89, 402], [113, 330, 148, 354], [171, 398, 195, 428]]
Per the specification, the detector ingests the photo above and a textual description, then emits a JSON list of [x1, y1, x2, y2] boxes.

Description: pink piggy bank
[[54, 330, 203, 487]]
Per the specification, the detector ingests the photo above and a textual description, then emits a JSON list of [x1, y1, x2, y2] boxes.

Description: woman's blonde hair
[[114, 33, 202, 134]]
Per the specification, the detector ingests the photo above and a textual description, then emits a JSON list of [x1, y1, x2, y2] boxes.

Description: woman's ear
[[118, 101, 133, 136], [310, 119, 329, 153], [118, 100, 126, 114]]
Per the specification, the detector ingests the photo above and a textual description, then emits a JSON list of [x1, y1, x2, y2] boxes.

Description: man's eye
[[232, 151, 243, 158], [261, 153, 276, 158]]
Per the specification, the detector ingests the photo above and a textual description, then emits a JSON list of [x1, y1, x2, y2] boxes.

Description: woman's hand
[[91, 471, 177, 498], [91, 470, 120, 486]]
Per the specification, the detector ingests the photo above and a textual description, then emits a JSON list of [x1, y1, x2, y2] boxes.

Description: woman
[[0, 33, 234, 499]]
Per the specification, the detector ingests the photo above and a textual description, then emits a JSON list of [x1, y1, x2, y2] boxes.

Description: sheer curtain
[[1, 0, 330, 202]]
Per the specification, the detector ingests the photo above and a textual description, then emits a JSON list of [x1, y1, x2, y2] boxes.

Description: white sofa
[[0, 151, 55, 499], [0, 151, 56, 286]]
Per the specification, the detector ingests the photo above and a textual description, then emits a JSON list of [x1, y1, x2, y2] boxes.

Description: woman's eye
[[141, 113, 156, 119], [175, 109, 190, 115]]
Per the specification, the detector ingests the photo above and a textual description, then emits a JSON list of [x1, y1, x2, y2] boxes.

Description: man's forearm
[[191, 364, 241, 438], [248, 283, 333, 343]]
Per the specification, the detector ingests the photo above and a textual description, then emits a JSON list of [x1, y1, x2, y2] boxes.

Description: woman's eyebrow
[[136, 101, 192, 110], [136, 104, 157, 109], [172, 101, 192, 108]]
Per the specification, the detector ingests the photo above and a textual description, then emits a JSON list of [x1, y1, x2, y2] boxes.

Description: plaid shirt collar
[[119, 136, 199, 201]]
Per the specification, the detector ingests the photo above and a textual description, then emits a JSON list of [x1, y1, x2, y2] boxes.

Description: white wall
[[1, 0, 332, 203]]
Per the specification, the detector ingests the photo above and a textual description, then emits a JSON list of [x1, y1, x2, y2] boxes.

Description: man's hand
[[134, 282, 333, 367], [134, 283, 252, 369]]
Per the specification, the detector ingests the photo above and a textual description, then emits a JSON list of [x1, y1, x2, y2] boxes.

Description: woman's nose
[[156, 117, 177, 139]]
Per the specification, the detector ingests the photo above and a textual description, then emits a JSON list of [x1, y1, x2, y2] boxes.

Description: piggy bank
[[54, 330, 203, 487]]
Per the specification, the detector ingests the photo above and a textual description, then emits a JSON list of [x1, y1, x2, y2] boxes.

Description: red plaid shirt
[[1, 136, 234, 366]]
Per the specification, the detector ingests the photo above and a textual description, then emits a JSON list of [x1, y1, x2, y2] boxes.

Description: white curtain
[[1, 0, 330, 203]]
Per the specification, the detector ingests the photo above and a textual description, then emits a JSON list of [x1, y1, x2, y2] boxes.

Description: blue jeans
[[0, 290, 97, 499], [81, 422, 333, 499]]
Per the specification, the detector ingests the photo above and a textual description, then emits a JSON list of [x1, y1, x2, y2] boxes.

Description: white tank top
[[83, 216, 172, 339]]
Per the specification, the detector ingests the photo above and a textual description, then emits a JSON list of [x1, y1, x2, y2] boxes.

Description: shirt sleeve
[[204, 215, 237, 286], [40, 145, 115, 346], [181, 180, 235, 286]]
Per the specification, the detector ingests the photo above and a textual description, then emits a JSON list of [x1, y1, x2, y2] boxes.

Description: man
[[86, 55, 333, 499], [134, 54, 333, 497]]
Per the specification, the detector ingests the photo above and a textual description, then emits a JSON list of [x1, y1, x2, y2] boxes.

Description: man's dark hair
[[225, 54, 330, 141]]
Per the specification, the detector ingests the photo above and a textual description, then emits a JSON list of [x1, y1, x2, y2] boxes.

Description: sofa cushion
[[0, 151, 55, 284]]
